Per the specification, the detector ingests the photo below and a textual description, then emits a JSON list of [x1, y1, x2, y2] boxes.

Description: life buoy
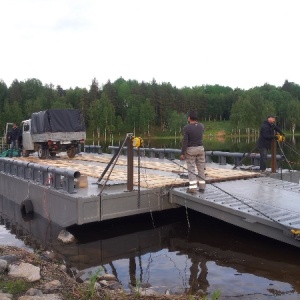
[[20, 199, 34, 221]]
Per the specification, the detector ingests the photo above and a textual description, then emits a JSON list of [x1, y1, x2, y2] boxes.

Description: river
[[1, 137, 300, 299]]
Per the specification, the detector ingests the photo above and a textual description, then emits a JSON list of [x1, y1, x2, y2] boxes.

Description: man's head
[[13, 123, 17, 128], [188, 111, 198, 122], [267, 115, 276, 125]]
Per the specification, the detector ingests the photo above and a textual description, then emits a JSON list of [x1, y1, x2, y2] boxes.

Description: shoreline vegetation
[[0, 246, 221, 300], [2, 78, 300, 144], [87, 120, 297, 144]]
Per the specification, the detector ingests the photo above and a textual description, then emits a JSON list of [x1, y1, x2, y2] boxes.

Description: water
[[1, 200, 300, 299], [1, 137, 300, 299]]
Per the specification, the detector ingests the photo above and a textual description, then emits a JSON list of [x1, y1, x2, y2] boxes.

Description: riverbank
[[0, 245, 209, 300]]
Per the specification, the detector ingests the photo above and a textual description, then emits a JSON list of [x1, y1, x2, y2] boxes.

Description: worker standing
[[257, 115, 284, 174], [180, 111, 206, 193], [9, 123, 21, 158]]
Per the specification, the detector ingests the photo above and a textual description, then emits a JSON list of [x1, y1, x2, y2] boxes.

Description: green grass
[[203, 120, 232, 135], [87, 120, 299, 145], [0, 275, 32, 297]]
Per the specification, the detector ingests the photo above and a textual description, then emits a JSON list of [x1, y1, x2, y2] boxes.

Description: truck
[[21, 109, 86, 159]]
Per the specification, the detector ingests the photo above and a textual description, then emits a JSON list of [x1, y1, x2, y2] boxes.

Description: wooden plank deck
[[14, 153, 260, 188]]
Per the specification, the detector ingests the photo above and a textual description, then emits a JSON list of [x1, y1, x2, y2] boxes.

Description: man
[[180, 111, 206, 193], [9, 123, 21, 158], [257, 115, 284, 173]]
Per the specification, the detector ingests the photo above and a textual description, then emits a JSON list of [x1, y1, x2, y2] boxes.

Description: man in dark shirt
[[257, 115, 284, 173], [9, 123, 21, 158], [180, 111, 206, 193]]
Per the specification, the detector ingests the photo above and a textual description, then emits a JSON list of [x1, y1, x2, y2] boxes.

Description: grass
[[203, 120, 232, 135], [87, 121, 236, 143], [0, 275, 32, 297]]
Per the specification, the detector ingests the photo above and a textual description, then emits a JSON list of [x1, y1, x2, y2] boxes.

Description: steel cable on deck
[[276, 141, 293, 171], [280, 140, 300, 167]]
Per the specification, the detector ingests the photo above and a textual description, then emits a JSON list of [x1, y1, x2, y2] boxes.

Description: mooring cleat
[[186, 188, 197, 194]]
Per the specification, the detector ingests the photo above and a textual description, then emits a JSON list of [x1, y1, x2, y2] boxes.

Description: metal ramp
[[170, 177, 300, 248]]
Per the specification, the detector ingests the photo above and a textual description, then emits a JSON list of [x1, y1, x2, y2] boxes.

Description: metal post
[[271, 139, 277, 173], [127, 134, 133, 191]]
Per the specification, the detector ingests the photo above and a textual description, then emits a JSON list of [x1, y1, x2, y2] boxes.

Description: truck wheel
[[38, 146, 48, 159], [23, 149, 30, 157], [67, 148, 76, 159]]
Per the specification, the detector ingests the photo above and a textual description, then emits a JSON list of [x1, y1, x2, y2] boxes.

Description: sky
[[1, 0, 299, 91]]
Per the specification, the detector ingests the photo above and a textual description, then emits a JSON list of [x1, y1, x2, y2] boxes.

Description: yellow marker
[[291, 229, 300, 235], [132, 137, 143, 148], [276, 133, 285, 142]]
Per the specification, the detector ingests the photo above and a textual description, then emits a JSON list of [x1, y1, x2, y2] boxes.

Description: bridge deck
[[171, 177, 300, 248], [15, 153, 260, 188], [2, 153, 300, 248]]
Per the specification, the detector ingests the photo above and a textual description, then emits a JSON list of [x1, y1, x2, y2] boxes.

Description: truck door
[[22, 121, 34, 151]]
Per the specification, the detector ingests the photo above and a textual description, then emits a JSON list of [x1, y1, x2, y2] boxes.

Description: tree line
[[1, 77, 300, 137]]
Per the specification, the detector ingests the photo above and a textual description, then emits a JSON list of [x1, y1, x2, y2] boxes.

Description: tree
[[139, 98, 155, 135], [0, 80, 8, 114], [66, 87, 85, 109], [286, 99, 300, 135], [230, 89, 275, 131], [167, 110, 186, 138], [88, 93, 115, 142], [114, 79, 131, 121]]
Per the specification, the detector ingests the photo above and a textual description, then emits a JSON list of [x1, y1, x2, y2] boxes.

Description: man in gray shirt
[[180, 111, 206, 193]]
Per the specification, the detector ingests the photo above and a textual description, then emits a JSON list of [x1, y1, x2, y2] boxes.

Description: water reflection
[[1, 198, 300, 298]]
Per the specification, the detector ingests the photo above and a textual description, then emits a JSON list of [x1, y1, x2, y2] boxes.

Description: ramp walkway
[[171, 177, 300, 248]]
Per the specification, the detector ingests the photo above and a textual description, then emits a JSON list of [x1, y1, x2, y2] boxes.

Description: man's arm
[[274, 125, 284, 135]]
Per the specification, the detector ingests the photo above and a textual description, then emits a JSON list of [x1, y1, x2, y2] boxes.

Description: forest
[[1, 77, 300, 138]]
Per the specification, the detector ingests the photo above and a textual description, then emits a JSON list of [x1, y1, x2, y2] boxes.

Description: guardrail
[[104, 146, 282, 166], [0, 158, 80, 194]]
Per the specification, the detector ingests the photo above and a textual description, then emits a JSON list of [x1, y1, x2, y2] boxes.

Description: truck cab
[[22, 120, 34, 156]]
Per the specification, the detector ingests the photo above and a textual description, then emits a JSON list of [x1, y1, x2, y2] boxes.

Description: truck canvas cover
[[30, 109, 86, 134]]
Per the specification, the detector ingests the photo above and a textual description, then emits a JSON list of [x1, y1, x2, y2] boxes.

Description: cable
[[276, 141, 293, 171], [284, 141, 300, 157]]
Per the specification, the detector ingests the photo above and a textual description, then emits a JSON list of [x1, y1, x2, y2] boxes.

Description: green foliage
[[0, 275, 31, 295], [83, 267, 103, 299], [230, 89, 274, 129], [168, 110, 186, 134], [1, 77, 300, 136]]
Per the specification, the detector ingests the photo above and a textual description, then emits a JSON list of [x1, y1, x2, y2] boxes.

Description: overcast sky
[[1, 0, 299, 91]]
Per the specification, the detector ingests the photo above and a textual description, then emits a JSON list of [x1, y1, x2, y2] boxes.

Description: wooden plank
[[14, 155, 260, 188]]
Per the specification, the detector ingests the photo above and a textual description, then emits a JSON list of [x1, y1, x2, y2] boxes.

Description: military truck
[[21, 109, 86, 159]]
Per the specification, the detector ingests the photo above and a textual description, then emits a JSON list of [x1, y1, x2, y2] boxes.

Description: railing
[[104, 146, 282, 167], [0, 137, 8, 154], [0, 158, 80, 194]]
